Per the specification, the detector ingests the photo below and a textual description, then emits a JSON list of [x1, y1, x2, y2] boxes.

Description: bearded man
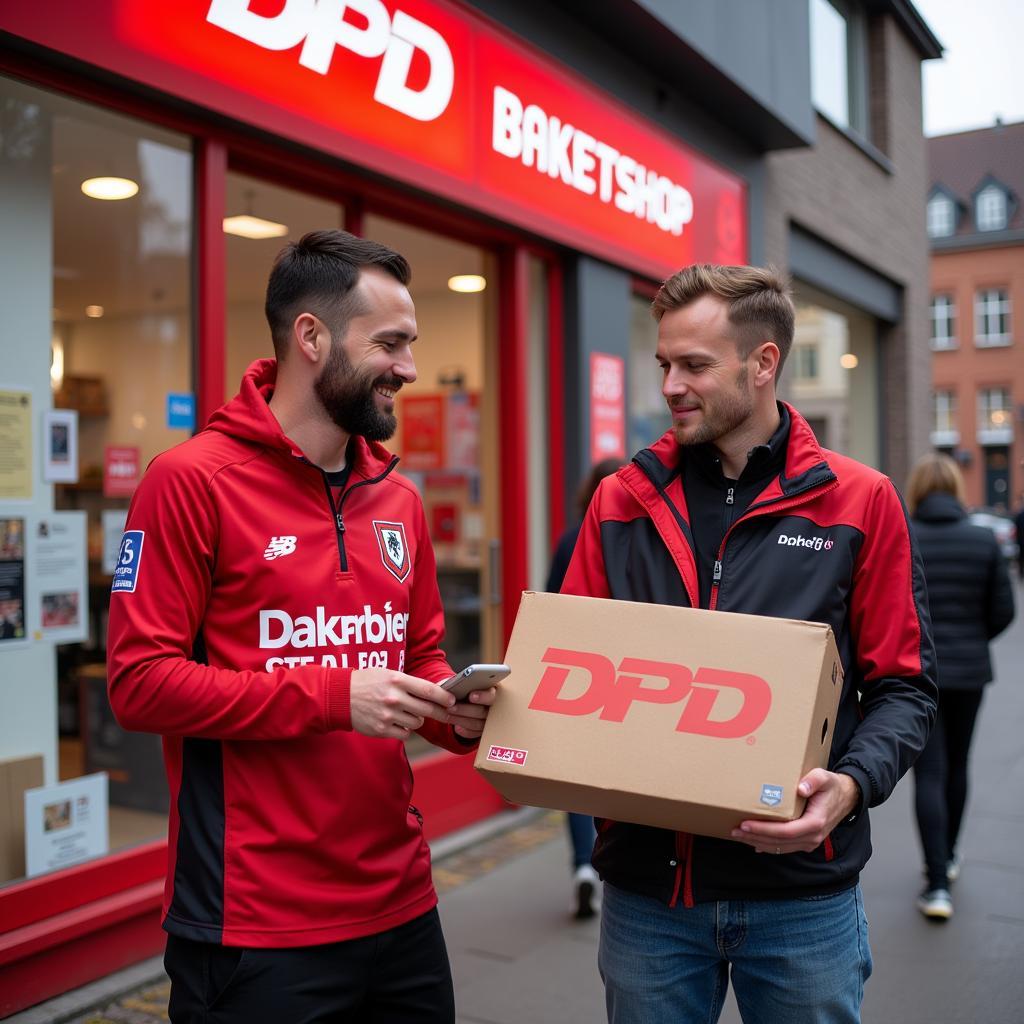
[[560, 264, 936, 1024], [107, 230, 495, 1023]]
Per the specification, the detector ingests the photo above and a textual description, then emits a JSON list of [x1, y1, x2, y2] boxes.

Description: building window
[[929, 294, 957, 350], [809, 0, 867, 135], [927, 195, 955, 238], [792, 344, 820, 381], [977, 387, 1013, 445], [975, 185, 1008, 232], [931, 389, 959, 447], [974, 288, 1011, 346]]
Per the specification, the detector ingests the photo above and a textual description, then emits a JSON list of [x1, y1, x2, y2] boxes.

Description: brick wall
[[763, 14, 931, 485]]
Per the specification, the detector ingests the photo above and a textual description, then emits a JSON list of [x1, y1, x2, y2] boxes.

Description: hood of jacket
[[205, 358, 397, 477], [914, 491, 966, 524]]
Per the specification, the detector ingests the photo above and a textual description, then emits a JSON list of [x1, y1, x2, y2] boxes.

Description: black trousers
[[912, 688, 985, 890], [164, 908, 455, 1024]]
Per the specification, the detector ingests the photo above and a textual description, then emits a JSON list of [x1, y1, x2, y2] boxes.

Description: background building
[[927, 119, 1024, 509], [0, 0, 939, 1011]]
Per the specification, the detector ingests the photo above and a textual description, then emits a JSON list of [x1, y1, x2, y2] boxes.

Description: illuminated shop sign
[[2, 0, 747, 278]]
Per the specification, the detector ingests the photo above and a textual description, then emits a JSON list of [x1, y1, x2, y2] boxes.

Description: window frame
[[927, 194, 955, 238], [929, 293, 957, 350], [975, 184, 1008, 232], [974, 288, 1012, 347]]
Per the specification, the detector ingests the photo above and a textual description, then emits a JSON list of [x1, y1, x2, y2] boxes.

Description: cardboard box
[[0, 754, 44, 883], [476, 593, 843, 839]]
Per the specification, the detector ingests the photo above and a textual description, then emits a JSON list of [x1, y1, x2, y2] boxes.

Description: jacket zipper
[[708, 478, 840, 611], [320, 456, 400, 573]]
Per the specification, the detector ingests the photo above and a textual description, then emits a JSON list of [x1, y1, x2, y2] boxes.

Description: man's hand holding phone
[[441, 664, 509, 740]]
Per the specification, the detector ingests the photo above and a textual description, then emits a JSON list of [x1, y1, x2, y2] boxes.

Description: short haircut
[[905, 452, 966, 516], [265, 229, 411, 360], [651, 264, 795, 372]]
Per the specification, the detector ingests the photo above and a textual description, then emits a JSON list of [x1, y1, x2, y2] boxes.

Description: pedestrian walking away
[[560, 263, 937, 1024], [106, 230, 497, 1023], [906, 454, 1015, 921], [546, 457, 624, 920]]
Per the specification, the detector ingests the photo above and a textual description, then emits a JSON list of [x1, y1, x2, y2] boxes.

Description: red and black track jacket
[[561, 404, 937, 906], [107, 359, 471, 947]]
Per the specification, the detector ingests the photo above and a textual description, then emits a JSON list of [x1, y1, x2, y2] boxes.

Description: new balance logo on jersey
[[264, 536, 298, 560], [777, 533, 834, 551]]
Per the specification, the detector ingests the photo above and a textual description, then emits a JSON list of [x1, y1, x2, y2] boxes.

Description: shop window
[[974, 288, 1011, 346], [809, 0, 868, 136], [1, 75, 194, 880], [628, 293, 669, 454], [926, 194, 956, 238], [784, 283, 879, 467], [975, 184, 1008, 232], [931, 390, 959, 448], [361, 214, 498, 742], [929, 294, 957, 350], [225, 173, 344, 390], [977, 387, 1013, 445]]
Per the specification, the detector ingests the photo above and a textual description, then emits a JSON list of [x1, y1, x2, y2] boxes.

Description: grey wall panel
[[789, 225, 902, 323], [564, 258, 633, 493]]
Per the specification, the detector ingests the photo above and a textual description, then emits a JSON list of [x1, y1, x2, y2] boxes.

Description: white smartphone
[[440, 663, 511, 701]]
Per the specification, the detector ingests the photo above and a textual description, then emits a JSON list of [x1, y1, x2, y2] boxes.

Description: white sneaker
[[917, 887, 953, 921], [572, 865, 601, 920], [946, 853, 962, 884]]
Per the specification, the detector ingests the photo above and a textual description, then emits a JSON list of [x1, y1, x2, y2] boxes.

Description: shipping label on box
[[476, 592, 843, 839]]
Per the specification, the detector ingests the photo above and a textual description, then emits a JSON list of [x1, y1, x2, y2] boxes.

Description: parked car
[[967, 507, 1019, 563]]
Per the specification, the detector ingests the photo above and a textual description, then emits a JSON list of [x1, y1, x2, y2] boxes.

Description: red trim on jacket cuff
[[326, 668, 352, 731]]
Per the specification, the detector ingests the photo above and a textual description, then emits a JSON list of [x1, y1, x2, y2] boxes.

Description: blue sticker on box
[[167, 392, 195, 430], [111, 531, 145, 593], [760, 784, 783, 807]]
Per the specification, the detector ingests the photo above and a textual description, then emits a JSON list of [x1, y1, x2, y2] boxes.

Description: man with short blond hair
[[563, 263, 936, 1023]]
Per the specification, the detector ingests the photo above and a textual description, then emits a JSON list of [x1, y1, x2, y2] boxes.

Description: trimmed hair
[[651, 264, 795, 372], [265, 229, 411, 360], [905, 452, 966, 516]]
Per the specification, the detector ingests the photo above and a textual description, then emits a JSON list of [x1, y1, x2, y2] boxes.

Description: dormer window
[[927, 194, 955, 238], [976, 185, 1008, 231]]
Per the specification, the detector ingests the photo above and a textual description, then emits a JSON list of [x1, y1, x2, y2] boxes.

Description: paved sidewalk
[[18, 582, 1024, 1023]]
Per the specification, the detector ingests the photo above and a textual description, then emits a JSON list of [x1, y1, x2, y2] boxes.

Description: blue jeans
[[567, 812, 597, 869], [599, 883, 872, 1024]]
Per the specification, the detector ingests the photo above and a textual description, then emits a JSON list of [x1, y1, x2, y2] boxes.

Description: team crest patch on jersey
[[111, 531, 145, 594], [373, 520, 411, 582]]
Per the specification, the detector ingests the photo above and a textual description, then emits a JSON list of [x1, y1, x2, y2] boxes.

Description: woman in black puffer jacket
[[906, 453, 1015, 921]]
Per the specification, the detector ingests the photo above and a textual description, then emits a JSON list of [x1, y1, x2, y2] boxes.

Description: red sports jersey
[[107, 359, 469, 947]]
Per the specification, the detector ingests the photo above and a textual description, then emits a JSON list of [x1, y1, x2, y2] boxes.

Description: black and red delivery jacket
[[107, 359, 470, 947], [561, 404, 937, 906]]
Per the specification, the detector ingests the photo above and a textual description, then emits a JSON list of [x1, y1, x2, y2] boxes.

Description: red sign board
[[590, 353, 626, 463], [2, 0, 746, 280], [400, 394, 446, 470], [103, 446, 141, 498]]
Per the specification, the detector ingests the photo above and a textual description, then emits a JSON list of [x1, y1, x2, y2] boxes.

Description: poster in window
[[0, 389, 32, 500], [31, 512, 87, 644], [0, 516, 26, 645], [590, 353, 626, 462], [400, 395, 446, 470], [24, 773, 109, 877], [42, 409, 79, 484], [446, 392, 480, 472]]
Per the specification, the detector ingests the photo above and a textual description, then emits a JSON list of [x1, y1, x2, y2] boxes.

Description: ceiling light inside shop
[[85, 305, 104, 318], [81, 176, 139, 201], [839, 353, 859, 369], [448, 275, 487, 293], [223, 215, 289, 239]]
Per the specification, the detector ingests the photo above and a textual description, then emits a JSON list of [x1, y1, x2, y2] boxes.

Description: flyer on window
[[24, 773, 109, 877], [0, 515, 27, 645], [31, 511, 87, 643], [0, 389, 32, 500], [42, 408, 79, 484]]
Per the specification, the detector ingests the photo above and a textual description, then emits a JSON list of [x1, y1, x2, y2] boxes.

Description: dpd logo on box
[[528, 647, 772, 739]]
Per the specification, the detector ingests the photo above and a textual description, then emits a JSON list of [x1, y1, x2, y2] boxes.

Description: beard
[[671, 365, 753, 447], [314, 342, 401, 442]]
